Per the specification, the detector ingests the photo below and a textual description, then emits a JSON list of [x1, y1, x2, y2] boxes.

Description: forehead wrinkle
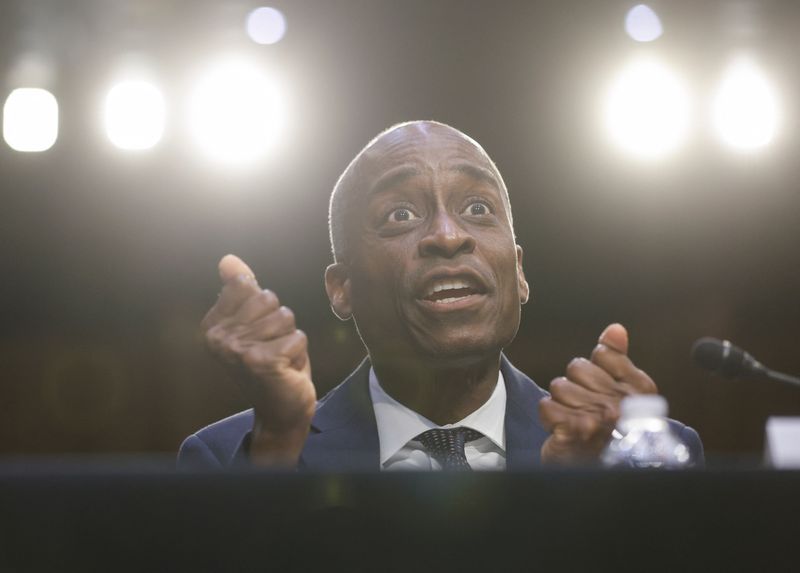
[[447, 163, 501, 192], [368, 165, 421, 197]]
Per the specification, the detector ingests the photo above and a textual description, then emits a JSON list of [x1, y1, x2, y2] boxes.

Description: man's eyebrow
[[368, 166, 420, 196], [450, 163, 500, 190]]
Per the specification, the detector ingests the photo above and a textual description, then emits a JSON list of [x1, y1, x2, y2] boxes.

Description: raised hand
[[201, 254, 316, 466], [539, 323, 658, 464]]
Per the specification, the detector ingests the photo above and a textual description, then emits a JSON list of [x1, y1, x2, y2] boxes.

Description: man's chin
[[413, 335, 505, 368], [359, 318, 517, 370]]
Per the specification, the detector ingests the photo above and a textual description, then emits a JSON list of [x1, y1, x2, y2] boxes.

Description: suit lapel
[[299, 358, 381, 471], [501, 355, 551, 469]]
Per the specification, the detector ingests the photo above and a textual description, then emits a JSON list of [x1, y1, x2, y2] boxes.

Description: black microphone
[[691, 337, 800, 388]]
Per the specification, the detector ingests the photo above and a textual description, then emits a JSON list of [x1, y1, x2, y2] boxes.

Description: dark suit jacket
[[178, 355, 704, 470]]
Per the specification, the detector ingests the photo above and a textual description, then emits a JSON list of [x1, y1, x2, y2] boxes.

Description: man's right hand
[[201, 254, 317, 466]]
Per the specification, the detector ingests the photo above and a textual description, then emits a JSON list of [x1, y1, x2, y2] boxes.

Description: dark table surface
[[0, 462, 796, 572]]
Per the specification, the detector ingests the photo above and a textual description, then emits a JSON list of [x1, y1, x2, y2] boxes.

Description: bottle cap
[[620, 394, 668, 419]]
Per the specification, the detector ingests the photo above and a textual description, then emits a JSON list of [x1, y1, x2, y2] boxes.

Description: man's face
[[328, 124, 528, 368]]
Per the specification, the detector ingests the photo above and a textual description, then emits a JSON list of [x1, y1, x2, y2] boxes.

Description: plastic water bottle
[[601, 394, 692, 469]]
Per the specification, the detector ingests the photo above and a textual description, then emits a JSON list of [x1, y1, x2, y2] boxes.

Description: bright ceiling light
[[246, 7, 287, 45], [3, 88, 59, 152], [625, 5, 663, 42], [603, 58, 691, 159], [188, 57, 285, 164], [104, 80, 166, 150], [712, 57, 778, 151]]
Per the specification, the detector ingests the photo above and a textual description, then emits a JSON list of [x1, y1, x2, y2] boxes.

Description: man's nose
[[418, 210, 476, 258]]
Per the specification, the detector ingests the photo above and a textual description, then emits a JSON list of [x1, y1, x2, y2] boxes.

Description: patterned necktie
[[415, 427, 484, 470]]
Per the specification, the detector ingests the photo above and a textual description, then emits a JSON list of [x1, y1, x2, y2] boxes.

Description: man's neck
[[370, 354, 502, 425]]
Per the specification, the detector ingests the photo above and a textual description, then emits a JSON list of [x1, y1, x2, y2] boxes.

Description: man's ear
[[516, 244, 530, 304], [325, 262, 353, 320]]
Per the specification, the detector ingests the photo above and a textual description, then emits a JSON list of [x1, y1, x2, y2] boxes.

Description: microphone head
[[691, 337, 727, 371], [691, 337, 760, 379]]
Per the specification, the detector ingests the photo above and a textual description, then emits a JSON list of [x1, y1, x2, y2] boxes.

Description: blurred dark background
[[1, 0, 799, 464]]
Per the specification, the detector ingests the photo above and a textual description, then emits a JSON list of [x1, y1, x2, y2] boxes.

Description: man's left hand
[[539, 323, 658, 464]]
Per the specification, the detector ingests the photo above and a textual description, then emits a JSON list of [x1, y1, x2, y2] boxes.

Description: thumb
[[598, 323, 628, 354], [218, 254, 257, 285]]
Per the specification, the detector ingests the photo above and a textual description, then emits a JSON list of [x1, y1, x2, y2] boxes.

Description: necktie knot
[[415, 427, 484, 470]]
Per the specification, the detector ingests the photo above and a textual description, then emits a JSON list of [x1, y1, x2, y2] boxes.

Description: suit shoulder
[[194, 409, 254, 440], [179, 409, 255, 467]]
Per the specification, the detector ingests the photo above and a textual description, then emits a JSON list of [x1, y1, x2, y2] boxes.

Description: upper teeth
[[427, 279, 471, 297]]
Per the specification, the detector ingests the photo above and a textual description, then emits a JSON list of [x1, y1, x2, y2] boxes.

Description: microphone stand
[[758, 368, 800, 389]]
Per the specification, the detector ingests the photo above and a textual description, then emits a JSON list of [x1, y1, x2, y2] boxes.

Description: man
[[178, 120, 702, 470]]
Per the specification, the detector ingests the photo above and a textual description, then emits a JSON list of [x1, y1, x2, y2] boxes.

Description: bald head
[[328, 121, 513, 263]]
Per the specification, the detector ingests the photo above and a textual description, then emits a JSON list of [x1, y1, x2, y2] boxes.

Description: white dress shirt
[[368, 368, 507, 471]]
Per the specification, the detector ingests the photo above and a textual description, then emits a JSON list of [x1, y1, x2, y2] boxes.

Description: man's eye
[[387, 208, 419, 223], [463, 202, 491, 216]]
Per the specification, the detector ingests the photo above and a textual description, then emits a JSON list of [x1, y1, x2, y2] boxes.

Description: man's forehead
[[359, 122, 496, 179]]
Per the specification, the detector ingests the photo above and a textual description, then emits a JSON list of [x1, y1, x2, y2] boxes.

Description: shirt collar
[[368, 368, 507, 466]]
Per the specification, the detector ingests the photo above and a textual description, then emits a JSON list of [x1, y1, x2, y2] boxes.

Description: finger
[[538, 396, 573, 433], [290, 332, 310, 372], [239, 306, 296, 341], [540, 398, 613, 444], [218, 254, 257, 285], [590, 343, 634, 380], [283, 329, 309, 371], [598, 323, 628, 354], [205, 274, 261, 325], [549, 377, 620, 422], [591, 344, 657, 393], [564, 357, 621, 396], [233, 288, 281, 324], [240, 329, 309, 374], [204, 321, 243, 365]]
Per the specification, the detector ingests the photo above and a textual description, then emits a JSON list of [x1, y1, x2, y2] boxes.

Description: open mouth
[[420, 278, 485, 305]]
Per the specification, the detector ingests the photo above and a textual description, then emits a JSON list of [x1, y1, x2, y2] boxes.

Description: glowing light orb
[[188, 58, 285, 164], [604, 59, 691, 159], [246, 7, 287, 45], [712, 57, 778, 150], [625, 4, 663, 42], [3, 88, 58, 152], [104, 80, 166, 150]]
